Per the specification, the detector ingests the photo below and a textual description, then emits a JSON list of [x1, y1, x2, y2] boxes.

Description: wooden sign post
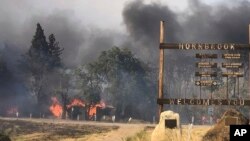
[[158, 21, 165, 118], [157, 21, 250, 119]]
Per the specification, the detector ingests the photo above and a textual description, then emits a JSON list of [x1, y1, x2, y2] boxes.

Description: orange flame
[[49, 97, 62, 118], [88, 100, 106, 118], [67, 98, 85, 109]]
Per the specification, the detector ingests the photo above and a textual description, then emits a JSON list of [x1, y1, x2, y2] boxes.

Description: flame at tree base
[[49, 97, 62, 118]]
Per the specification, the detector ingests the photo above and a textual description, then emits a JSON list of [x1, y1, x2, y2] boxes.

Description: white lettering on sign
[[179, 43, 235, 50]]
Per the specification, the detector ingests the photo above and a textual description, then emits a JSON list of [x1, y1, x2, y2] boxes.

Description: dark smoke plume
[[1, 0, 250, 118], [122, 0, 250, 59]]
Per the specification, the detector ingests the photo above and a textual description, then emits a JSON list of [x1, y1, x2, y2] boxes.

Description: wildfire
[[88, 100, 106, 118], [49, 97, 62, 118], [67, 98, 85, 109]]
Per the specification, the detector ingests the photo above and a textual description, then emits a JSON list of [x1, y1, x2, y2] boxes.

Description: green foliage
[[76, 47, 156, 120], [75, 64, 101, 104]]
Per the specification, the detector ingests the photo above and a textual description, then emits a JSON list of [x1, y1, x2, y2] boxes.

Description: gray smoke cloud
[[122, 0, 250, 60], [0, 7, 122, 68], [1, 0, 250, 68], [1, 0, 250, 117]]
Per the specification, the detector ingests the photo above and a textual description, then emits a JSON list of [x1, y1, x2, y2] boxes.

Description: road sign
[[222, 63, 243, 68], [222, 54, 241, 59], [222, 72, 243, 77], [196, 62, 217, 68], [195, 72, 217, 77], [195, 80, 217, 86], [196, 54, 217, 59]]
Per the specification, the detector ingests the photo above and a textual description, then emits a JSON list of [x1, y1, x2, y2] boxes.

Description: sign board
[[195, 72, 217, 77], [160, 43, 250, 50], [195, 80, 217, 86], [196, 54, 217, 59], [222, 54, 241, 59], [222, 72, 243, 77], [222, 63, 243, 68], [157, 98, 249, 106], [196, 62, 217, 68], [157, 21, 250, 118]]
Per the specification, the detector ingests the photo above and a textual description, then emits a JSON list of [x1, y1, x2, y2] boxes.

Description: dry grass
[[125, 125, 211, 141], [0, 119, 118, 141]]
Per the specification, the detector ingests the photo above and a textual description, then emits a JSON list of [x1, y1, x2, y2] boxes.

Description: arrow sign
[[195, 81, 201, 85], [212, 81, 217, 86], [195, 80, 217, 86]]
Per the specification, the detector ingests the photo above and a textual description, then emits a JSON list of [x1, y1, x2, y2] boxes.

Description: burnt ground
[[0, 118, 119, 141]]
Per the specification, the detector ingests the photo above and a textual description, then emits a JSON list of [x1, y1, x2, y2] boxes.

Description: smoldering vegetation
[[1, 0, 250, 122]]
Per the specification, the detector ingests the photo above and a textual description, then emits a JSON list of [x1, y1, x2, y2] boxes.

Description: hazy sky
[[0, 0, 235, 32]]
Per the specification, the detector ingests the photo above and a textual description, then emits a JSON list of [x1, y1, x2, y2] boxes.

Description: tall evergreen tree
[[21, 23, 64, 115], [48, 34, 63, 68], [29, 23, 49, 65]]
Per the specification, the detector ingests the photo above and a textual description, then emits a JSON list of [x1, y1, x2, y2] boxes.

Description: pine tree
[[21, 23, 51, 115], [20, 23, 64, 116], [29, 23, 49, 66], [48, 34, 63, 68]]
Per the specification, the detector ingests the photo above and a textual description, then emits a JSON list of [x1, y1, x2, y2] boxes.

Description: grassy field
[[124, 125, 212, 141], [0, 118, 118, 141]]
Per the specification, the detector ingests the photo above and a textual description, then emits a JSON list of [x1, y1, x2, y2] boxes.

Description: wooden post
[[248, 24, 250, 120], [158, 21, 165, 119], [249, 24, 250, 99]]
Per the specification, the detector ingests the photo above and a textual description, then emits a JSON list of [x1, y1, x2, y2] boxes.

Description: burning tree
[[76, 47, 154, 120]]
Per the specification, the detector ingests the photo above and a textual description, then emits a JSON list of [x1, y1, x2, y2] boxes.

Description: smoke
[[1, 0, 250, 118], [122, 0, 181, 61], [122, 0, 250, 61], [121, 0, 250, 120], [181, 0, 250, 43], [1, 0, 250, 67], [0, 6, 122, 68]]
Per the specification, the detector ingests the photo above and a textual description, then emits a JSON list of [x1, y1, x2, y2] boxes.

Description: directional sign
[[196, 62, 217, 68], [196, 54, 218, 59], [195, 80, 217, 86], [195, 72, 217, 77], [222, 63, 243, 68], [222, 54, 241, 59], [212, 81, 217, 86], [222, 72, 243, 77]]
